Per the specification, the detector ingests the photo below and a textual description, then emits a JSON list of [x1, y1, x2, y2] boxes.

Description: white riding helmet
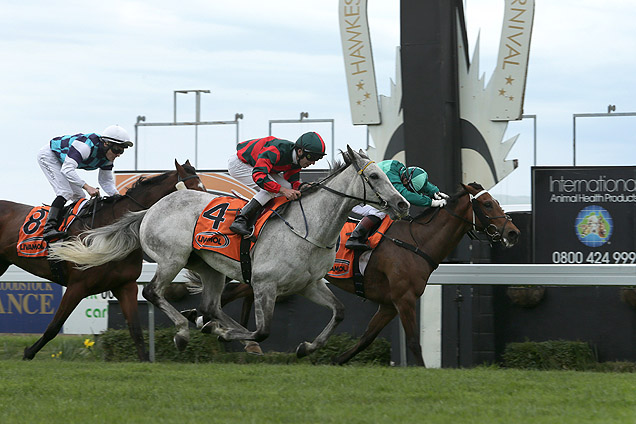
[[101, 125, 133, 147]]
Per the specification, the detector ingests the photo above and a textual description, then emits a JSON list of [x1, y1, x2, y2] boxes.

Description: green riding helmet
[[295, 132, 326, 161], [402, 166, 429, 193]]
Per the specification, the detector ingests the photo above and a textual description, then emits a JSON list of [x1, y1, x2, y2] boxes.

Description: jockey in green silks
[[345, 159, 449, 251]]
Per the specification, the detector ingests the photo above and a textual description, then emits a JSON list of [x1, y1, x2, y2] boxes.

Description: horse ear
[[358, 149, 369, 159], [185, 159, 192, 166], [175, 160, 185, 176], [346, 145, 356, 163]]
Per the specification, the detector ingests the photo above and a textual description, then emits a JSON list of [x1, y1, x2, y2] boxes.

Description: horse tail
[[48, 210, 147, 270]]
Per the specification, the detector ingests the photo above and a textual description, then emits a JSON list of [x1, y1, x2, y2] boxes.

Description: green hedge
[[502, 340, 597, 370], [98, 329, 391, 365]]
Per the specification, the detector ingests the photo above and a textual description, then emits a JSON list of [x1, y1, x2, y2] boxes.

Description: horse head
[[343, 145, 410, 219], [459, 182, 520, 248], [175, 159, 207, 192]]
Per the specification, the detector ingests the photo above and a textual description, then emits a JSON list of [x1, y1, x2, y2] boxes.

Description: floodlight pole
[[269, 112, 335, 163], [573, 108, 636, 166]]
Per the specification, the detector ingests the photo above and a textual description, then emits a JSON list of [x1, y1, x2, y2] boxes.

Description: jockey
[[37, 125, 133, 241], [228, 132, 326, 236], [345, 160, 449, 251]]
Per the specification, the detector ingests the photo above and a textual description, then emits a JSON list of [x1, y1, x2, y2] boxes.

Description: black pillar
[[400, 0, 463, 193]]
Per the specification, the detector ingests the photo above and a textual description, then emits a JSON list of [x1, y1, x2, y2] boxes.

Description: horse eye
[[369, 173, 379, 180], [484, 201, 493, 208]]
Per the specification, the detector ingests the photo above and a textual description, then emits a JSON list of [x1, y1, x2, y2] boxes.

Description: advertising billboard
[[533, 166, 636, 264], [0, 282, 63, 333]]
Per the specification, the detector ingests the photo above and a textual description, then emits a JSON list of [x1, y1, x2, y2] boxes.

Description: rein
[[384, 187, 510, 267], [81, 171, 201, 228], [306, 156, 389, 208], [275, 154, 390, 249], [443, 189, 512, 243]]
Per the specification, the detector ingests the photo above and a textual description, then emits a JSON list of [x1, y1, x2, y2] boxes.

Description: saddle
[[192, 196, 289, 284], [16, 196, 119, 258]]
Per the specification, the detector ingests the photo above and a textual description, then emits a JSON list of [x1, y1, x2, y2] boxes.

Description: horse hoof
[[296, 342, 310, 358], [201, 320, 217, 335], [174, 334, 189, 352], [23, 348, 34, 361], [244, 342, 263, 356], [330, 356, 344, 366], [180, 309, 198, 323]]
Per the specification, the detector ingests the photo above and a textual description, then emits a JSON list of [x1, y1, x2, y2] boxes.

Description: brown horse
[[0, 160, 205, 361], [213, 182, 520, 365]]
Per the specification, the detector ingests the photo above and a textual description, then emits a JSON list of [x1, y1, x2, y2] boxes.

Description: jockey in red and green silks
[[346, 159, 450, 251], [227, 132, 326, 237]]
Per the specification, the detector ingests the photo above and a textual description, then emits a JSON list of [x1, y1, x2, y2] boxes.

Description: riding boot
[[345, 215, 382, 251], [42, 206, 67, 242], [230, 199, 264, 236]]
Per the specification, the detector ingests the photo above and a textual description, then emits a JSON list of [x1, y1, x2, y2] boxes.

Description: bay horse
[[49, 146, 410, 357], [208, 182, 520, 365], [0, 160, 205, 361]]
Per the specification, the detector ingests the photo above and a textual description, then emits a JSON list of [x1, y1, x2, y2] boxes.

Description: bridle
[[276, 152, 392, 249], [302, 152, 390, 209], [445, 188, 512, 243], [84, 171, 204, 224]]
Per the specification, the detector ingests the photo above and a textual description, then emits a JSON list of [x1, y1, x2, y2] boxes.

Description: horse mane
[[411, 182, 484, 220], [125, 162, 196, 197]]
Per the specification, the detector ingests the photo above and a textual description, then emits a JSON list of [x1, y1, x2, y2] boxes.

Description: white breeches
[[227, 154, 291, 206], [351, 204, 387, 220], [37, 146, 84, 202]]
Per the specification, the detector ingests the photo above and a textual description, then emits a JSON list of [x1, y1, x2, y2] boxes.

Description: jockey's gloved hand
[[434, 192, 450, 200], [430, 198, 447, 208], [299, 182, 315, 190]]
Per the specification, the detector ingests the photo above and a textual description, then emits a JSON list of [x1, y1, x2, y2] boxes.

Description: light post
[[573, 106, 636, 166], [269, 112, 336, 164]]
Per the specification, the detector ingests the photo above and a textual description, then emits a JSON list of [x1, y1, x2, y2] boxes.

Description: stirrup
[[229, 222, 254, 238], [43, 230, 67, 243], [345, 239, 371, 251]]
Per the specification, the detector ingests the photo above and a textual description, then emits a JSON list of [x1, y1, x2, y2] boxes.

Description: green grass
[[2, 360, 636, 423], [0, 334, 101, 361]]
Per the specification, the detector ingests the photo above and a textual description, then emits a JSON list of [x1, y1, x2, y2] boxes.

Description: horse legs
[[220, 282, 254, 328], [295, 279, 345, 358], [203, 280, 275, 343], [111, 282, 149, 362], [218, 282, 261, 354], [195, 268, 252, 335], [332, 303, 397, 365], [23, 283, 88, 360], [142, 264, 192, 352], [394, 296, 425, 366], [0, 260, 10, 278]]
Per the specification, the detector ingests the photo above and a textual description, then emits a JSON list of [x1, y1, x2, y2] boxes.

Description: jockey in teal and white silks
[[345, 159, 449, 251], [37, 124, 133, 241]]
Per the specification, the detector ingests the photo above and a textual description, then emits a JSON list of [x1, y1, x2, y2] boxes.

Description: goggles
[[110, 144, 126, 155], [303, 151, 325, 161]]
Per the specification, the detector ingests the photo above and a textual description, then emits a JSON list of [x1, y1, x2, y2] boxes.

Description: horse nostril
[[398, 201, 409, 211], [508, 230, 519, 243]]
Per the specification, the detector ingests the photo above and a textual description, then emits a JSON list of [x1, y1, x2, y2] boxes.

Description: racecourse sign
[[533, 166, 636, 264], [0, 282, 62, 333]]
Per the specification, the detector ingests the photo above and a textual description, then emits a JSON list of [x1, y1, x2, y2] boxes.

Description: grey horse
[[49, 146, 409, 357]]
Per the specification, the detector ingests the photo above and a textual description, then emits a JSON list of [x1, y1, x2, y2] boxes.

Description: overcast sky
[[1, 0, 634, 206]]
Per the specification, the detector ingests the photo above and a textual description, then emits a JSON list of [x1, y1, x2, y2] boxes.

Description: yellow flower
[[84, 338, 95, 349]]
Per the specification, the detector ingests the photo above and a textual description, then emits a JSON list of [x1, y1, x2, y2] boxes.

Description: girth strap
[[377, 232, 439, 271], [352, 250, 366, 298], [239, 237, 252, 285]]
